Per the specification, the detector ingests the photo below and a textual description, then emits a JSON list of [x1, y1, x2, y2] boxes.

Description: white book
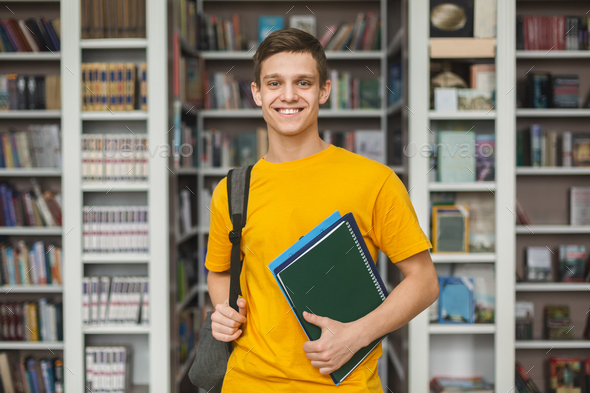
[[17, 132, 33, 168], [142, 207, 149, 253], [107, 209, 115, 253], [562, 131, 572, 167], [330, 69, 339, 110], [106, 348, 114, 392], [95, 135, 105, 181], [107, 277, 119, 324], [81, 135, 90, 181], [125, 278, 137, 323], [141, 135, 149, 181], [82, 277, 90, 325], [27, 125, 40, 167], [124, 208, 133, 252], [91, 207, 101, 253], [28, 250, 37, 285], [355, 130, 384, 163], [474, 0, 496, 38], [85, 347, 95, 391], [87, 135, 96, 181], [83, 206, 92, 253], [99, 276, 111, 324], [116, 347, 124, 393], [30, 178, 56, 226], [48, 303, 57, 341], [99, 347, 107, 392], [100, 207, 109, 253], [111, 207, 120, 253], [180, 189, 192, 234], [118, 278, 130, 323], [34, 241, 46, 285], [131, 207, 140, 252], [38, 298, 47, 341], [48, 124, 61, 168], [570, 187, 590, 225], [124, 135, 135, 181], [141, 277, 149, 325], [16, 241, 31, 285], [90, 277, 100, 324], [200, 189, 212, 230]]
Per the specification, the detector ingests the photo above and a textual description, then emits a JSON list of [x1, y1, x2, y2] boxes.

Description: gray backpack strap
[[226, 165, 253, 312]]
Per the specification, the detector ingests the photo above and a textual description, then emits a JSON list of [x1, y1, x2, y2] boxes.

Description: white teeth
[[278, 108, 301, 114]]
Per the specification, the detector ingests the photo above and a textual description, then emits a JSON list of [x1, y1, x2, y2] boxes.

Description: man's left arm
[[302, 250, 439, 375]]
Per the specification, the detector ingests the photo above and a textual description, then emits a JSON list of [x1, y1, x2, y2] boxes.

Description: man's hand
[[211, 297, 247, 342], [302, 311, 362, 375]]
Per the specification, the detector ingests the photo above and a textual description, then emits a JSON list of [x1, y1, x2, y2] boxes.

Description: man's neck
[[263, 134, 330, 164]]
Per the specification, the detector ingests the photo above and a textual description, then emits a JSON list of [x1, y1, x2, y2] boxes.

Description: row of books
[[517, 126, 590, 167], [0, 74, 61, 110], [430, 376, 493, 393], [0, 300, 63, 342], [172, 117, 197, 169], [203, 73, 254, 110], [175, 0, 198, 49], [516, 303, 590, 341], [516, 15, 590, 51], [177, 57, 203, 108], [0, 354, 63, 393], [432, 132, 496, 183], [526, 72, 580, 109], [0, 18, 60, 53], [524, 245, 589, 283], [82, 276, 149, 326], [81, 0, 146, 39], [429, 264, 495, 324], [81, 134, 149, 182], [515, 359, 590, 393], [0, 241, 62, 286], [320, 12, 381, 52], [0, 126, 61, 169], [83, 206, 149, 254], [81, 62, 147, 111], [177, 307, 204, 369], [85, 346, 132, 393], [199, 128, 267, 169], [0, 179, 62, 227], [430, 193, 495, 253], [325, 70, 380, 110]]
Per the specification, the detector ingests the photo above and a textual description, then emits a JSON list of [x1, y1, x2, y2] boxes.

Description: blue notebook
[[268, 211, 389, 385]]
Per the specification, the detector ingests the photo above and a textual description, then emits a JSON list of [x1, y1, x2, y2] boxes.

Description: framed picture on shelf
[[432, 205, 470, 253]]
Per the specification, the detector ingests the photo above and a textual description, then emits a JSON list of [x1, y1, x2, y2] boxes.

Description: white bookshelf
[[515, 225, 590, 234], [0, 342, 64, 350], [516, 108, 590, 117], [0, 168, 62, 177], [0, 285, 63, 293], [0, 110, 61, 118], [516, 50, 590, 59], [514, 341, 590, 350], [516, 167, 590, 175], [408, 0, 515, 391], [62, 1, 169, 392], [0, 52, 61, 60], [0, 227, 62, 236], [515, 283, 590, 292]]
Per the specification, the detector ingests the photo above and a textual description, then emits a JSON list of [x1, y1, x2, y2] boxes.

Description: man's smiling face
[[251, 51, 331, 138]]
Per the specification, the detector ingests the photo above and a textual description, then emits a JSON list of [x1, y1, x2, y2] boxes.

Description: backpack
[[188, 165, 254, 393]]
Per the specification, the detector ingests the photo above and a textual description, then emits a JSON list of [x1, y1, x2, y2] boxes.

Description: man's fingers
[[216, 303, 247, 323], [211, 311, 242, 328], [211, 321, 239, 336], [212, 329, 242, 342], [303, 311, 329, 328]]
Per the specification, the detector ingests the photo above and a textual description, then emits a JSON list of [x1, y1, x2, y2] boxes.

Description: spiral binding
[[345, 221, 386, 302]]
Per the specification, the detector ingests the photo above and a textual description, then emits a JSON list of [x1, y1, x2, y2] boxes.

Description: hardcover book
[[438, 276, 475, 324], [549, 357, 582, 393], [558, 245, 586, 282]]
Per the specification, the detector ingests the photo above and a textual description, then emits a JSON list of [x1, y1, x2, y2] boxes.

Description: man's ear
[[318, 79, 331, 105], [251, 81, 262, 107]]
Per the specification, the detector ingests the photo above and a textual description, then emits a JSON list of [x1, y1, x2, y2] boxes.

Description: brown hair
[[253, 28, 328, 89]]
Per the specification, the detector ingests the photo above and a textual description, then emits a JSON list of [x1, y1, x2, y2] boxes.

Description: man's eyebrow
[[262, 73, 316, 80]]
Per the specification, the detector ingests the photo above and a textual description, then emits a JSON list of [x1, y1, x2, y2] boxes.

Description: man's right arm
[[208, 270, 247, 342]]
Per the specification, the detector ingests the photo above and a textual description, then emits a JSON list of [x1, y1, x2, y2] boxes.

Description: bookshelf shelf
[[176, 283, 205, 313], [429, 324, 496, 334], [83, 325, 150, 334], [0, 342, 64, 350], [200, 50, 384, 60], [387, 100, 403, 116], [82, 253, 150, 264], [428, 182, 496, 192], [1, 285, 63, 293], [514, 340, 590, 349], [515, 225, 590, 234], [0, 227, 62, 236], [516, 50, 590, 59], [176, 346, 198, 385], [175, 167, 199, 175], [0, 110, 61, 119], [429, 110, 496, 120], [516, 108, 590, 117], [81, 182, 150, 192], [0, 168, 62, 177], [390, 165, 405, 174], [431, 253, 496, 263], [199, 167, 230, 176], [176, 227, 199, 245], [388, 28, 404, 57], [516, 167, 590, 175], [515, 283, 590, 292], [200, 109, 385, 118], [0, 52, 61, 61], [80, 39, 148, 49], [81, 111, 148, 120]]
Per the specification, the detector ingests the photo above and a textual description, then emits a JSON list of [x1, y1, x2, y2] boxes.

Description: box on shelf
[[434, 87, 458, 111], [457, 89, 493, 110], [430, 38, 495, 58], [438, 276, 475, 324], [570, 187, 590, 225], [437, 131, 476, 183], [432, 205, 470, 253]]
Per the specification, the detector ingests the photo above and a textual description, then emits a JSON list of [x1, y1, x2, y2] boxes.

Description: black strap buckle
[[228, 228, 242, 244]]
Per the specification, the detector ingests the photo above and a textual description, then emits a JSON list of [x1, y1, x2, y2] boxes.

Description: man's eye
[[269, 82, 279, 86], [300, 81, 310, 86]]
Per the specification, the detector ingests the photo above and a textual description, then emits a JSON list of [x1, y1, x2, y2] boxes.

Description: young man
[[206, 28, 438, 392]]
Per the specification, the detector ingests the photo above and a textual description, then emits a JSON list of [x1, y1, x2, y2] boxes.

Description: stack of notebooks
[[268, 211, 388, 385]]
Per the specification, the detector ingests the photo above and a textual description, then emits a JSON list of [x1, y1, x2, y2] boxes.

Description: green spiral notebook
[[271, 212, 388, 385]]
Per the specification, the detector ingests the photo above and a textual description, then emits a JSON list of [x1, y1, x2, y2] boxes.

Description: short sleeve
[[204, 177, 232, 272], [369, 171, 432, 263]]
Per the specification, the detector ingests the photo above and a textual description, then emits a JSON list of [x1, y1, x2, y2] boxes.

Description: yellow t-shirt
[[205, 144, 431, 392]]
